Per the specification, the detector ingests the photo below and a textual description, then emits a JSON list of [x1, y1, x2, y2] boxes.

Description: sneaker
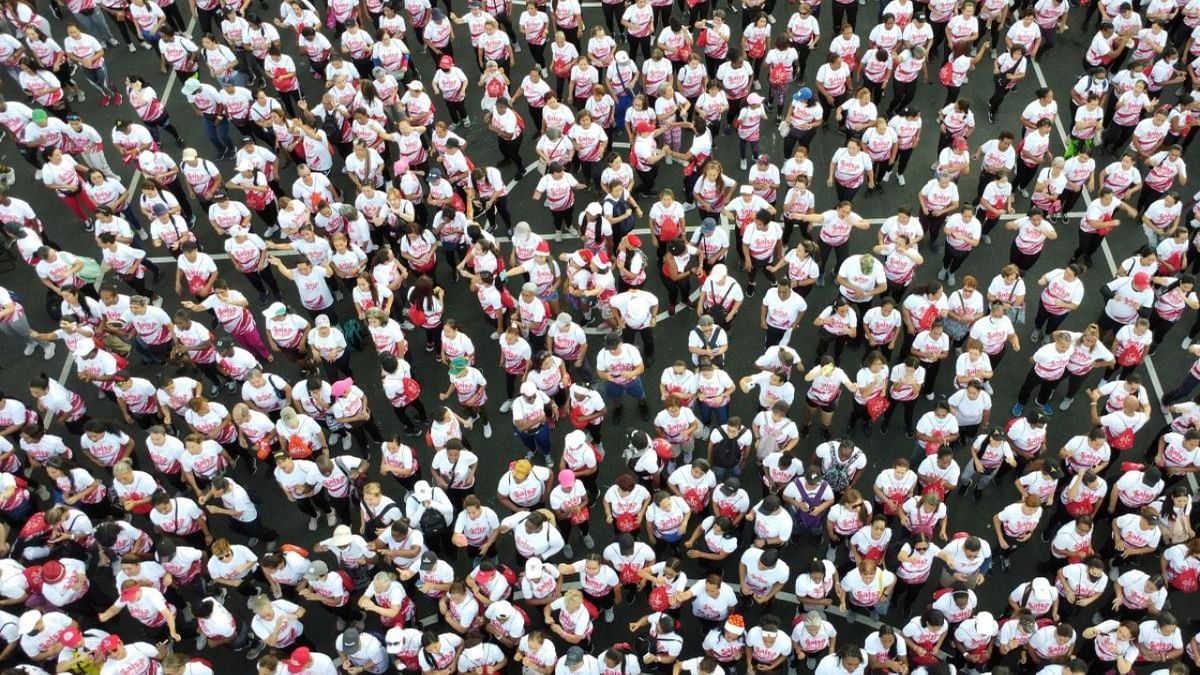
[[308, 517, 319, 531], [127, 43, 137, 52], [138, 228, 149, 240], [483, 423, 493, 438], [746, 283, 756, 297], [1029, 329, 1042, 344], [937, 267, 947, 281], [341, 433, 351, 450], [524, 450, 535, 462], [1097, 379, 1108, 388], [987, 111, 995, 124], [739, 158, 747, 170], [514, 43, 523, 53], [113, 94, 123, 106], [463, 117, 472, 128], [563, 544, 574, 558], [208, 384, 221, 397], [75, 91, 85, 102], [767, 13, 776, 22], [946, 273, 956, 287], [334, 290, 344, 301], [224, 379, 237, 393], [326, 510, 337, 526], [500, 399, 513, 413], [108, 38, 121, 47], [42, 342, 55, 360], [246, 641, 266, 660], [140, 40, 152, 50], [1000, 556, 1011, 572], [263, 225, 280, 238], [882, 171, 891, 183], [896, 174, 906, 186], [925, 392, 935, 401], [1011, 403, 1024, 416], [194, 634, 207, 651], [1183, 337, 1193, 349], [329, 431, 341, 447], [1059, 397, 1074, 411], [1041, 402, 1053, 417], [248, 537, 260, 547], [682, 202, 697, 212], [100, 94, 111, 107], [604, 607, 615, 622], [982, 235, 991, 245], [23, 342, 36, 357], [1019, 188, 1030, 198], [753, 80, 761, 91], [583, 534, 595, 549]]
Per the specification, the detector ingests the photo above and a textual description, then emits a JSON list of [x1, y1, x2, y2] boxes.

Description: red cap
[[59, 626, 82, 649], [577, 249, 593, 263], [439, 55, 453, 68], [1133, 272, 1150, 290], [535, 240, 551, 254], [595, 251, 611, 268], [287, 647, 312, 673], [626, 234, 642, 248], [97, 635, 123, 656], [40, 560, 65, 584]]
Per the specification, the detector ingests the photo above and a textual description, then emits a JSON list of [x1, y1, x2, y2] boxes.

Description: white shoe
[[925, 392, 935, 400], [194, 634, 207, 651], [682, 202, 696, 212], [937, 268, 947, 280], [768, 13, 776, 22], [263, 225, 280, 238], [33, 170, 41, 180], [739, 158, 747, 170], [108, 38, 121, 47], [946, 273, 956, 287], [483, 423, 493, 438], [563, 544, 574, 558], [42, 342, 55, 360], [341, 433, 351, 450], [604, 607, 614, 622], [514, 43, 523, 53], [75, 91, 85, 102], [328, 431, 341, 447], [140, 40, 151, 50], [138, 228, 149, 240], [1184, 337, 1193, 349], [334, 290, 344, 301], [127, 42, 137, 52], [462, 117, 471, 128], [552, 231, 561, 242], [308, 517, 318, 531], [753, 80, 761, 91], [152, 296, 163, 307], [1097, 379, 1108, 388], [982, 235, 991, 245], [896, 174, 906, 186], [23, 342, 36, 357], [583, 534, 595, 549], [1059, 397, 1074, 411], [882, 171, 891, 183], [489, 331, 500, 340], [499, 399, 513, 413], [325, 511, 337, 526]]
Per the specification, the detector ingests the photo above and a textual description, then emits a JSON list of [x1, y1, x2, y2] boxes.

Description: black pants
[[622, 326, 655, 360], [881, 397, 917, 433], [1016, 369, 1061, 406]]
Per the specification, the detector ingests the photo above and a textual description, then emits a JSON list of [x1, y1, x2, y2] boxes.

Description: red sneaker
[[112, 93, 123, 106], [100, 94, 111, 106]]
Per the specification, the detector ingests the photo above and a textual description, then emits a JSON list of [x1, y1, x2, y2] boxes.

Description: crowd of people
[[0, 0, 1198, 669]]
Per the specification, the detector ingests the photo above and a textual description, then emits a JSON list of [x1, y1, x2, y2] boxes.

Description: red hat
[[287, 647, 312, 673], [594, 251, 611, 268], [59, 626, 82, 649], [626, 234, 642, 248], [1133, 272, 1150, 290], [40, 560, 65, 584], [97, 635, 123, 656], [439, 55, 454, 68], [535, 240, 551, 254], [118, 586, 141, 603]]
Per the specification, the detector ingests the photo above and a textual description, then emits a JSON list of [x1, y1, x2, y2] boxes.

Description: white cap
[[520, 381, 538, 397], [407, 81, 423, 90], [565, 429, 588, 448], [974, 611, 996, 635], [585, 202, 602, 216], [413, 480, 432, 501], [262, 301, 288, 319], [17, 610, 41, 634], [525, 557, 543, 579], [236, 161, 254, 172], [615, 51, 630, 63], [72, 341, 96, 357], [330, 524, 353, 547]]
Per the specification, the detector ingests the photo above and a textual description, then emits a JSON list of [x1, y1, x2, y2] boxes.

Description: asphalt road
[[1, 0, 1200, 671]]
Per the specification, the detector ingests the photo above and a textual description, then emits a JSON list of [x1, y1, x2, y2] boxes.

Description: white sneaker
[[499, 399, 513, 413], [108, 38, 120, 47], [341, 433, 351, 450], [75, 91, 85, 102], [329, 431, 341, 447], [1097, 379, 1108, 388], [1184, 337, 1193, 349], [896, 174, 906, 186], [753, 80, 761, 91], [489, 331, 500, 340], [925, 392, 935, 400], [937, 268, 947, 280], [982, 235, 991, 245], [308, 517, 319, 531], [583, 534, 595, 549], [946, 273, 956, 287], [138, 228, 149, 240], [514, 43, 523, 53], [42, 342, 55, 360], [325, 511, 337, 526], [194, 634, 207, 650], [739, 158, 747, 170], [33, 170, 41, 180], [140, 41, 151, 50], [768, 14, 776, 22], [563, 544, 574, 558], [334, 290, 344, 301], [1059, 397, 1074, 411], [882, 171, 891, 183], [263, 225, 280, 238], [23, 342, 36, 357], [483, 423, 493, 438], [604, 607, 615, 622], [682, 202, 696, 212], [462, 117, 472, 128], [127, 42, 137, 52]]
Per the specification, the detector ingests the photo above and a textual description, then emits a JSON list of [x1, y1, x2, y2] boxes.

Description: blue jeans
[[712, 465, 743, 482], [516, 424, 552, 455], [203, 116, 235, 156], [605, 377, 645, 402], [696, 402, 729, 428]]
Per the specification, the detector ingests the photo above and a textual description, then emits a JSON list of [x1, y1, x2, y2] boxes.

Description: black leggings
[[881, 397, 917, 432], [1016, 369, 1061, 406]]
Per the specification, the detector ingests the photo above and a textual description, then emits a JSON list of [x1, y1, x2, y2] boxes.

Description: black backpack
[[710, 427, 743, 468], [419, 506, 448, 537]]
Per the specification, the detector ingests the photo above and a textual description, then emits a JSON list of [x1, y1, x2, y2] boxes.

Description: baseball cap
[[420, 551, 438, 570]]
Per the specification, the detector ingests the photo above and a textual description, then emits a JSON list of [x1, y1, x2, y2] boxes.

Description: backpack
[[419, 507, 448, 538], [341, 318, 364, 352], [22, 565, 44, 595], [498, 564, 519, 586], [710, 427, 743, 468], [335, 569, 355, 596], [822, 451, 859, 493]]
